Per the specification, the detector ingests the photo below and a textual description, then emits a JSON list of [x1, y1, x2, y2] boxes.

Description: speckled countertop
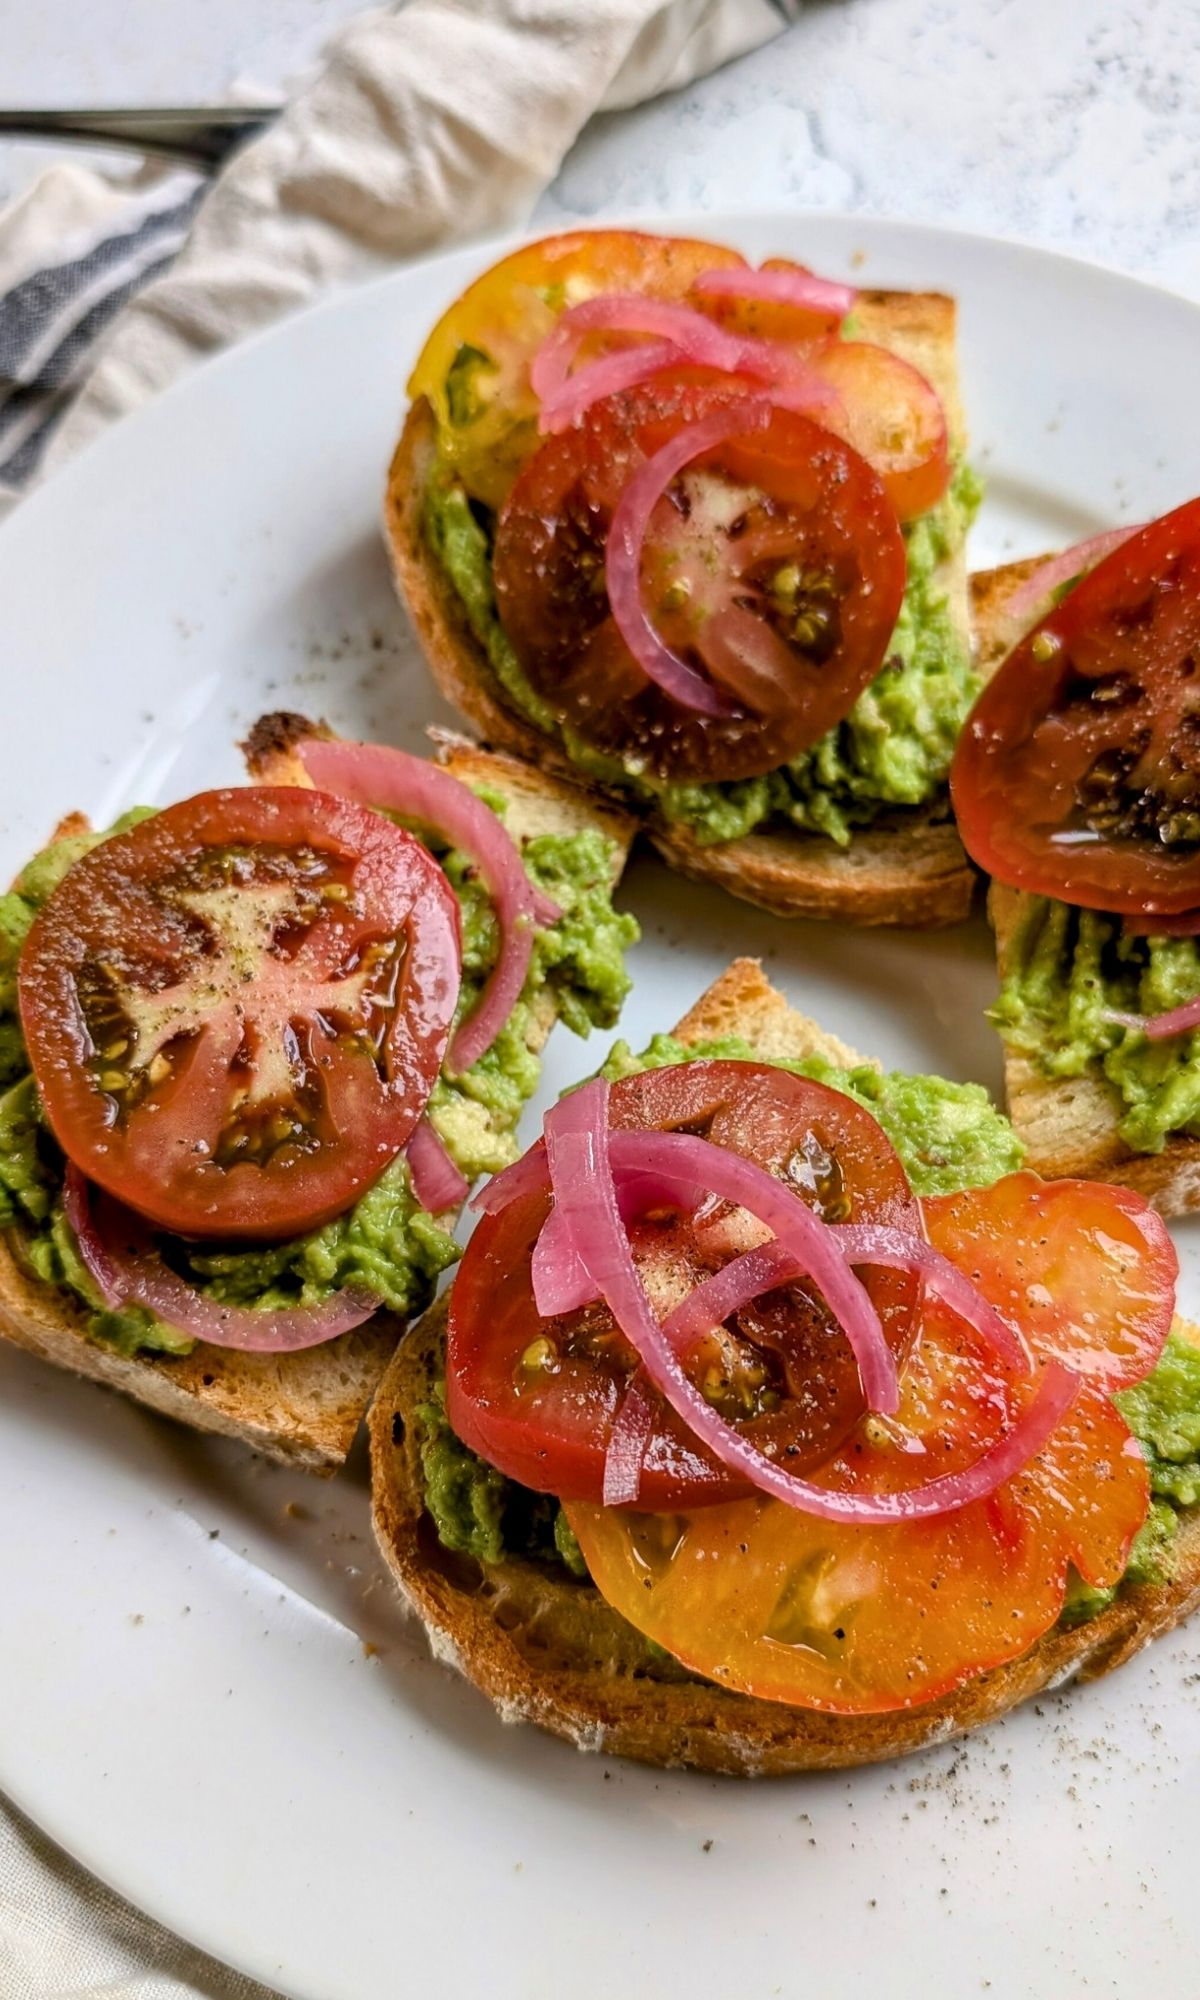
[[3, 0, 1198, 296]]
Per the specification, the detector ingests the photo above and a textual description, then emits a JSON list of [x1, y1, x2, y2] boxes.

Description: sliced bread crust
[[972, 562, 1200, 1216], [385, 290, 978, 928], [0, 1241, 401, 1473], [369, 959, 1200, 1772], [0, 741, 635, 1471]]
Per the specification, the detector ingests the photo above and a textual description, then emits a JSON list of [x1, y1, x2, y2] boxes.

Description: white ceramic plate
[[1, 214, 1199, 2000]]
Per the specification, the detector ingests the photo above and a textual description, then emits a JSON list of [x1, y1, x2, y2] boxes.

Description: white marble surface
[[2, 0, 1198, 297]]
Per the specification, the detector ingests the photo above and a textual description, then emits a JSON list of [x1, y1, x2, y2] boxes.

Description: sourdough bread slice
[[369, 958, 1200, 1772], [972, 561, 1200, 1215], [0, 737, 635, 1472], [385, 291, 978, 928]]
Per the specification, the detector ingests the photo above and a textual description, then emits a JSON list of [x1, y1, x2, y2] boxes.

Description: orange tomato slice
[[685, 256, 851, 345], [810, 339, 950, 521], [565, 1173, 1173, 1715]]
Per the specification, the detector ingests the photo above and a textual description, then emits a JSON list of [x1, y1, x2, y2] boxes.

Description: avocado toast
[[371, 960, 1200, 1773], [964, 513, 1200, 1215], [0, 725, 636, 1470], [386, 230, 982, 927]]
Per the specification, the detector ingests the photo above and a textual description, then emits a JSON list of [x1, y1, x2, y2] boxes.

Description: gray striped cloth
[[0, 169, 203, 501]]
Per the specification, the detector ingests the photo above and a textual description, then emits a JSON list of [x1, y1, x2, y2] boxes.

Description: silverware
[[0, 106, 275, 170]]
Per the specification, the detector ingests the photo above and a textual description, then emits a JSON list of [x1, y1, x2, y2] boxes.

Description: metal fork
[[0, 106, 275, 170]]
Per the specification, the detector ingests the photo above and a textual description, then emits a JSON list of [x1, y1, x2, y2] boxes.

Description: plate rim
[[3, 206, 1200, 1999]]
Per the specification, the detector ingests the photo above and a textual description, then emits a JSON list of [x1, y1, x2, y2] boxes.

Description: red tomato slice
[[20, 788, 461, 1241], [951, 498, 1200, 913], [493, 377, 906, 785], [566, 1171, 1171, 1714], [445, 1061, 921, 1509], [810, 340, 950, 522], [408, 229, 746, 509]]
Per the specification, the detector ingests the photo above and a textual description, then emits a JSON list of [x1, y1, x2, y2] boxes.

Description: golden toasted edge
[[369, 961, 1200, 1773], [973, 562, 1200, 1217], [851, 291, 964, 447], [670, 954, 867, 1068], [646, 813, 975, 927], [969, 554, 1049, 677], [0, 1238, 402, 1472], [385, 289, 978, 929]]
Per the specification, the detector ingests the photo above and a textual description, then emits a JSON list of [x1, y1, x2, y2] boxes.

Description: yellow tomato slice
[[566, 1174, 1166, 1715], [407, 229, 745, 508]]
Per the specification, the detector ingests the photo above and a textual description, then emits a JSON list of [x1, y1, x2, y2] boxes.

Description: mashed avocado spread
[[991, 894, 1200, 1154], [422, 457, 982, 849], [0, 801, 636, 1359], [598, 1031, 1022, 1197], [419, 1037, 1200, 1627]]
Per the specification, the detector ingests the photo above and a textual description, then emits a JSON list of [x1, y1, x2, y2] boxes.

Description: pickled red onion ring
[[531, 1158, 712, 1318], [1100, 997, 1200, 1043], [531, 1210, 591, 1317], [531, 293, 837, 435], [546, 1091, 898, 1416], [536, 338, 679, 433], [660, 1240, 802, 1352], [543, 1084, 1077, 1525], [1007, 525, 1143, 623], [542, 1203, 1032, 1379], [528, 297, 720, 403], [829, 1222, 1031, 1371], [533, 1133, 896, 1407], [407, 1116, 469, 1212], [298, 738, 560, 1073], [606, 402, 777, 718], [477, 1137, 704, 1238], [602, 1369, 657, 1507], [504, 1132, 1030, 1375], [692, 264, 856, 322], [63, 1166, 378, 1354], [471, 1138, 549, 1215]]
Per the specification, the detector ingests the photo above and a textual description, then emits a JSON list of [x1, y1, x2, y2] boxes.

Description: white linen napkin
[[0, 1799, 272, 1999], [0, 3, 793, 1991], [0, 0, 792, 509]]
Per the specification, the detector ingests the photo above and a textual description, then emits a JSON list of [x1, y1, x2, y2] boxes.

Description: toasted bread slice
[[385, 292, 978, 928], [0, 739, 635, 1472], [370, 959, 1200, 1772], [972, 562, 1200, 1215]]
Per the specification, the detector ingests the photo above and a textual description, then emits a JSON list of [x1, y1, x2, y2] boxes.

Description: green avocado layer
[[598, 1031, 1023, 1197], [991, 894, 1200, 1154], [422, 458, 982, 849], [419, 1041, 1200, 1630], [1062, 1328, 1200, 1622], [0, 801, 637, 1359]]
